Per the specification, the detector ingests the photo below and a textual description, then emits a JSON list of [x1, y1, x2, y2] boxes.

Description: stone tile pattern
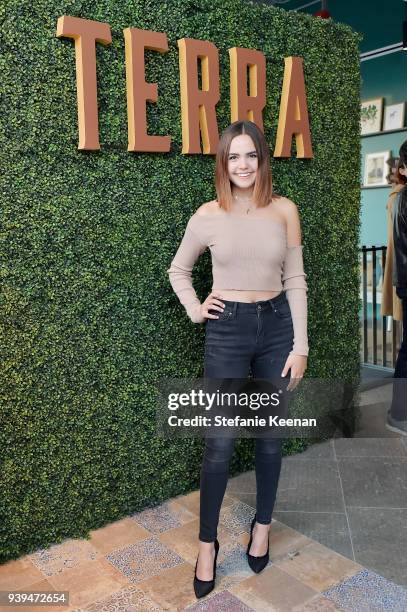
[[130, 500, 196, 534], [105, 537, 184, 583], [215, 540, 256, 590], [30, 540, 99, 577], [3, 433, 407, 610], [295, 594, 344, 611], [185, 589, 255, 611], [273, 511, 353, 559], [323, 568, 407, 612], [218, 500, 255, 536], [71, 585, 163, 611]]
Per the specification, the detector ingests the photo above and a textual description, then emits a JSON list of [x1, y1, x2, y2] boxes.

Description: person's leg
[[247, 437, 282, 557], [390, 287, 407, 423], [196, 302, 254, 578], [199, 436, 236, 542], [196, 434, 237, 580], [248, 295, 294, 555], [394, 287, 407, 379], [254, 437, 283, 526]]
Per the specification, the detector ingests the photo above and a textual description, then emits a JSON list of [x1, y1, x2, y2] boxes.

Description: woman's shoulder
[[272, 195, 298, 213], [187, 201, 219, 237], [269, 196, 299, 227], [195, 200, 221, 216]]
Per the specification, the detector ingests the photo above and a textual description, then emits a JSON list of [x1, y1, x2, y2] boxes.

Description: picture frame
[[383, 102, 405, 131], [363, 150, 391, 187], [360, 98, 383, 135]]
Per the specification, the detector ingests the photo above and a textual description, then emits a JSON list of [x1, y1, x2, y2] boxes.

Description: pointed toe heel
[[246, 514, 270, 574], [193, 538, 220, 599]]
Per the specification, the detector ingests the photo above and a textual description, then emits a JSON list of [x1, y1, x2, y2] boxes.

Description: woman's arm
[[167, 216, 207, 323], [281, 199, 308, 357]]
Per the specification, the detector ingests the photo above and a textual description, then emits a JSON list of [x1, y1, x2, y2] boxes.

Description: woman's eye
[[229, 154, 257, 160]]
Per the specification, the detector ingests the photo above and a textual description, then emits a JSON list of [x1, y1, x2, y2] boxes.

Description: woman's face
[[399, 163, 407, 178], [227, 134, 258, 190]]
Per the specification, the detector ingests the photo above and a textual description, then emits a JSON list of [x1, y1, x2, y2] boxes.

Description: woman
[[387, 141, 407, 436], [381, 157, 405, 323], [167, 120, 308, 598]]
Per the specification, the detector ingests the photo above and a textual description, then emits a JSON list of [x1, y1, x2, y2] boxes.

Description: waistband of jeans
[[220, 291, 287, 314]]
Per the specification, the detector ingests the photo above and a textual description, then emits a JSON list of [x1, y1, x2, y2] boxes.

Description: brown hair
[[215, 120, 279, 211], [396, 158, 407, 185]]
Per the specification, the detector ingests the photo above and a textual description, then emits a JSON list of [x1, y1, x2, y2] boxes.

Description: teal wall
[[362, 52, 407, 104], [288, 0, 405, 53], [360, 129, 407, 247], [360, 52, 407, 246], [280, 0, 407, 246], [359, 21, 407, 247]]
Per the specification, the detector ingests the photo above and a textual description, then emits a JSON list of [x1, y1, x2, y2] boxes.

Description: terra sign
[[56, 15, 313, 158]]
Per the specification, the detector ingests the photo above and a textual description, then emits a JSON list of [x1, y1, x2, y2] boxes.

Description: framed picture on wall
[[383, 102, 405, 131], [361, 98, 383, 135], [363, 151, 391, 187]]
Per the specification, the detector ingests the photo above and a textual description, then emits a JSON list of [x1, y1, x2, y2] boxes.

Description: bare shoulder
[[272, 196, 299, 219], [195, 200, 221, 216], [275, 197, 302, 243]]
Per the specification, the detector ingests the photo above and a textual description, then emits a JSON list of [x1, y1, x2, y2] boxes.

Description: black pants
[[199, 291, 294, 543], [391, 286, 407, 420]]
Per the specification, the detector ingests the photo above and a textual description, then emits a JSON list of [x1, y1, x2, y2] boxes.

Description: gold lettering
[[229, 47, 266, 131], [274, 56, 313, 158], [56, 16, 112, 150], [178, 38, 220, 154], [124, 28, 171, 152]]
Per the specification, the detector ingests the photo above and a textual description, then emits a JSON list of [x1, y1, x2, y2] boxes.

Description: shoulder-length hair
[[396, 159, 407, 186], [398, 140, 407, 223], [215, 120, 279, 211]]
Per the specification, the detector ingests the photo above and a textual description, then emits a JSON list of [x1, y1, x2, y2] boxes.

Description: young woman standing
[[381, 157, 406, 323], [167, 120, 308, 598], [387, 140, 407, 436]]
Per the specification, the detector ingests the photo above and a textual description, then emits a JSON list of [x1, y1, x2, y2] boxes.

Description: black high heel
[[246, 514, 270, 573], [193, 538, 220, 599]]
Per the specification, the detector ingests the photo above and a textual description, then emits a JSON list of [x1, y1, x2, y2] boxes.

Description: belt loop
[[233, 301, 238, 316], [268, 298, 275, 312]]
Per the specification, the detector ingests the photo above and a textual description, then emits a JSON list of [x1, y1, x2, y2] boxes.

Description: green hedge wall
[[0, 0, 361, 561]]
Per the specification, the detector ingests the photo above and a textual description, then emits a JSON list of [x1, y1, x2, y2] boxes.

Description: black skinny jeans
[[199, 291, 294, 543], [390, 286, 407, 420]]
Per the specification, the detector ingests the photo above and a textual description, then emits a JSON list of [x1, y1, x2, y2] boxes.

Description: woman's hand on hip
[[281, 354, 307, 391], [200, 292, 225, 320]]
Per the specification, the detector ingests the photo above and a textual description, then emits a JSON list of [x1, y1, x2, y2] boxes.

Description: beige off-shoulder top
[[167, 211, 308, 356]]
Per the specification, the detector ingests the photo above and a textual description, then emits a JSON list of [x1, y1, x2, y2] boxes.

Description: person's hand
[[200, 292, 225, 320], [281, 354, 307, 391]]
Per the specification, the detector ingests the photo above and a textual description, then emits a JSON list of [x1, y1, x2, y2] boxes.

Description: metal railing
[[360, 245, 402, 368]]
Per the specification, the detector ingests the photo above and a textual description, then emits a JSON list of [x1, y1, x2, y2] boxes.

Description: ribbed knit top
[[186, 213, 288, 290], [167, 210, 309, 356]]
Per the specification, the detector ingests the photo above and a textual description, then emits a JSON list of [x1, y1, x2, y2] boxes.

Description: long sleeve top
[[393, 188, 407, 289], [381, 184, 403, 320], [167, 211, 308, 356]]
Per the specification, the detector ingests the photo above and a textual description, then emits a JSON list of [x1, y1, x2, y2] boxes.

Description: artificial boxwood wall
[[0, 0, 361, 561]]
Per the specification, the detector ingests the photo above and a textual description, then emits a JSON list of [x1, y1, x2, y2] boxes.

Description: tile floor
[[0, 492, 355, 611], [1, 485, 407, 611], [1, 383, 407, 611], [236, 438, 407, 587]]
